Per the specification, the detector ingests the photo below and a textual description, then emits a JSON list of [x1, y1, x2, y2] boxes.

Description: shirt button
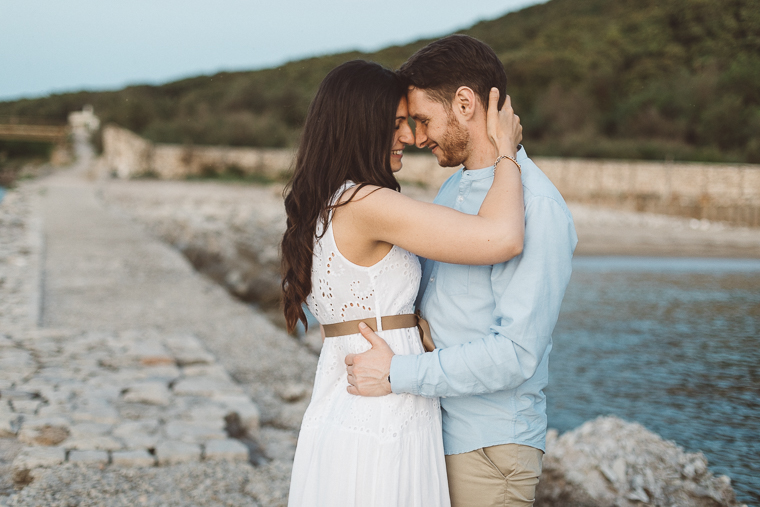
[[430, 277, 435, 283], [457, 196, 464, 202]]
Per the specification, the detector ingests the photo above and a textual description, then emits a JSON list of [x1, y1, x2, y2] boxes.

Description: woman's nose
[[400, 124, 414, 145]]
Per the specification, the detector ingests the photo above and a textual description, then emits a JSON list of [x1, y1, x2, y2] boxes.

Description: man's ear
[[452, 86, 477, 121]]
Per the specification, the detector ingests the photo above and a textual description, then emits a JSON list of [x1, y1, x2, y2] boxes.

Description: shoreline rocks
[[537, 416, 745, 507]]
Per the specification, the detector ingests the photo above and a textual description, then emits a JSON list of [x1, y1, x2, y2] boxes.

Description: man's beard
[[436, 113, 470, 167]]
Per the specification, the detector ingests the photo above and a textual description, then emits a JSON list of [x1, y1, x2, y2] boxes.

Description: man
[[345, 35, 578, 507]]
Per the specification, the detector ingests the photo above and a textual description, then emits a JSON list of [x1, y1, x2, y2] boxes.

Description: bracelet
[[494, 154, 521, 173]]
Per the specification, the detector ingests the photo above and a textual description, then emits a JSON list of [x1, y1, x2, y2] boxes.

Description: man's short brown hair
[[398, 34, 507, 111]]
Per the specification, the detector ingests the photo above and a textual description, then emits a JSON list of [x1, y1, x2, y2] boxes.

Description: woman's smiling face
[[390, 96, 414, 172]]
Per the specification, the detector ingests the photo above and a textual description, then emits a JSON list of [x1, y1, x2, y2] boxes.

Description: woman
[[281, 60, 524, 506]]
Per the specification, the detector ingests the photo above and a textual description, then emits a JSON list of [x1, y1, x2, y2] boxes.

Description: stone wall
[[103, 125, 760, 226], [103, 125, 294, 181], [103, 126, 152, 179], [539, 157, 760, 227]]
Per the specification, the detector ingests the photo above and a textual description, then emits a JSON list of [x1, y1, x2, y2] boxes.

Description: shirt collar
[[516, 144, 528, 162], [461, 145, 527, 180]]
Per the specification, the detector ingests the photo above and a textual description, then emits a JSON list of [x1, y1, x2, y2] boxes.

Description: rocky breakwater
[[537, 416, 745, 507], [0, 179, 302, 506], [0, 184, 262, 500]]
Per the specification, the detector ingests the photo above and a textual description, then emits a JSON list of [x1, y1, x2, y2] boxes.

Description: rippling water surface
[[548, 257, 760, 506]]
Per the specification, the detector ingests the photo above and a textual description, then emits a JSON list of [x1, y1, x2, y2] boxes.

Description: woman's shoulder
[[335, 182, 396, 206]]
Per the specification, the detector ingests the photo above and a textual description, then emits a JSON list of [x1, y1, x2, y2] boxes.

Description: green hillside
[[2, 0, 758, 163]]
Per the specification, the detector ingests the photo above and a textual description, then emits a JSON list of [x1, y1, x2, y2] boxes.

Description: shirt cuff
[[389, 354, 420, 396]]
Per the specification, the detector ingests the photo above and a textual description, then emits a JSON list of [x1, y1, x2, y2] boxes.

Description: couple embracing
[[281, 35, 578, 507]]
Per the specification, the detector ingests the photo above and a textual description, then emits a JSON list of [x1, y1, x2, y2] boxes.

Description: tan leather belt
[[322, 313, 435, 352]]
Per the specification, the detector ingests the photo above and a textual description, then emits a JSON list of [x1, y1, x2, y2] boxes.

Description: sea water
[[548, 256, 760, 505]]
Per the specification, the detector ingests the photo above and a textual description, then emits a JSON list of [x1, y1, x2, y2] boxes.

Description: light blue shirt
[[390, 147, 578, 455]]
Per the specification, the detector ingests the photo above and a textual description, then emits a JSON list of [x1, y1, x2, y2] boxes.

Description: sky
[[0, 0, 547, 101]]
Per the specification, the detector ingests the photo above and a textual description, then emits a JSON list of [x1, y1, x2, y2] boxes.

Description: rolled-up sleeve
[[391, 196, 577, 397]]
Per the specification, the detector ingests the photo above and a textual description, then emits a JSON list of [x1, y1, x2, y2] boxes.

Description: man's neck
[[461, 116, 499, 170], [463, 139, 499, 170]]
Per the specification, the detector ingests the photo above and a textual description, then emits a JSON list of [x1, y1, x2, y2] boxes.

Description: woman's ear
[[452, 86, 477, 121]]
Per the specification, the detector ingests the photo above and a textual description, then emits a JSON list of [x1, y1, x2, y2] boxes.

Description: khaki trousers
[[445, 444, 543, 507]]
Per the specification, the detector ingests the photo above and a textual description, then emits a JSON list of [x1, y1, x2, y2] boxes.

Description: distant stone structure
[[68, 105, 100, 133], [103, 125, 294, 181], [103, 125, 760, 227], [540, 158, 760, 227]]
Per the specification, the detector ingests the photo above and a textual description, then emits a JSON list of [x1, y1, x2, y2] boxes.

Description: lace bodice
[[306, 182, 421, 326]]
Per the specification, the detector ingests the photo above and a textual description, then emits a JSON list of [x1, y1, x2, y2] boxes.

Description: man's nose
[[414, 127, 427, 149]]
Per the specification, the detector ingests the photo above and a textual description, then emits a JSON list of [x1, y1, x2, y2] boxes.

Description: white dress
[[288, 182, 450, 507]]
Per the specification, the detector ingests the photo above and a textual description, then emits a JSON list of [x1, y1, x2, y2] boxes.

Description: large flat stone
[[71, 405, 120, 424], [19, 415, 71, 431], [128, 341, 175, 366], [68, 449, 109, 465], [188, 403, 229, 422], [9, 400, 42, 415], [164, 420, 226, 443], [122, 382, 172, 405], [155, 440, 201, 465], [216, 397, 261, 436], [182, 363, 231, 380], [118, 433, 160, 450], [112, 419, 161, 449], [172, 377, 244, 397], [62, 435, 123, 451], [1, 389, 38, 401], [204, 438, 249, 462], [112, 419, 160, 437], [34, 387, 73, 406], [18, 425, 70, 446], [11, 446, 66, 485], [112, 449, 156, 467], [0, 367, 36, 382], [128, 365, 182, 382], [68, 422, 113, 438], [164, 335, 216, 366], [82, 386, 122, 402], [0, 407, 20, 437]]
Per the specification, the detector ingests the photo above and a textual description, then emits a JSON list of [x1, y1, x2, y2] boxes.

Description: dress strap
[[330, 180, 357, 207], [318, 181, 356, 236]]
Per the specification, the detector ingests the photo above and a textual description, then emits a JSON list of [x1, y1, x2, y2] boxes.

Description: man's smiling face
[[407, 86, 470, 168]]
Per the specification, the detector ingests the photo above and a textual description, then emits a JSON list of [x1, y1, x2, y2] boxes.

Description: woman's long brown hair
[[281, 60, 406, 333]]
